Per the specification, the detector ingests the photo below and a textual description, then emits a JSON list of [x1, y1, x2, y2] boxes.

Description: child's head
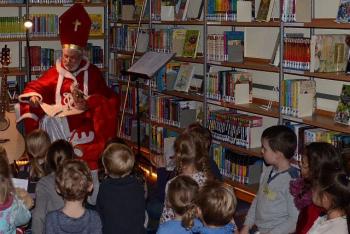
[[174, 132, 212, 178], [301, 142, 343, 181], [56, 159, 93, 201], [0, 147, 13, 203], [195, 181, 237, 227], [185, 122, 212, 152], [101, 143, 135, 178], [311, 170, 350, 228], [25, 129, 51, 178], [261, 125, 297, 165], [45, 139, 75, 174], [167, 175, 199, 229]]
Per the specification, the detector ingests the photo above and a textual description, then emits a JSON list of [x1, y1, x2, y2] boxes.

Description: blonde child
[[157, 175, 201, 234], [194, 180, 237, 233], [307, 170, 349, 234], [45, 159, 102, 234], [290, 142, 344, 234], [96, 143, 145, 234], [241, 125, 299, 234], [160, 132, 213, 224], [32, 139, 75, 234], [0, 146, 32, 233]]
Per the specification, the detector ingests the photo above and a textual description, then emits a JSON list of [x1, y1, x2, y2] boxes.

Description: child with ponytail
[[160, 132, 214, 224], [157, 175, 201, 234], [307, 170, 350, 234]]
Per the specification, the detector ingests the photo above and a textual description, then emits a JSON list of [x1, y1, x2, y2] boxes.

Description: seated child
[[241, 125, 299, 234], [0, 146, 32, 233], [290, 142, 344, 234], [97, 143, 145, 234], [157, 175, 201, 234], [45, 159, 102, 234], [32, 139, 75, 234], [194, 180, 237, 234], [308, 170, 349, 234]]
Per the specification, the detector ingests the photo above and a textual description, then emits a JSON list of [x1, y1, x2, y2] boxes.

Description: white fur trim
[[16, 112, 39, 123], [55, 57, 90, 104], [18, 92, 42, 103]]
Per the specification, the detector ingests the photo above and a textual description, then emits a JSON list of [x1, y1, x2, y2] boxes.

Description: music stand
[[124, 51, 175, 157]]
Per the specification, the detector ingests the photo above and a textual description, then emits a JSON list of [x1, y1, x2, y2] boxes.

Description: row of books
[[118, 84, 149, 115], [272, 34, 349, 73], [206, 70, 252, 105], [207, 31, 244, 63], [26, 43, 103, 71], [118, 115, 149, 146], [150, 95, 200, 128], [85, 43, 104, 67], [27, 46, 61, 71], [208, 110, 264, 149], [282, 37, 311, 71], [28, 14, 59, 36], [281, 79, 316, 118], [111, 26, 200, 58], [207, 0, 237, 21], [211, 144, 262, 185], [287, 123, 350, 161], [0, 17, 26, 38]]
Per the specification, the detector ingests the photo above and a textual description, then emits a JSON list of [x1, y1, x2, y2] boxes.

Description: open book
[[40, 103, 85, 118]]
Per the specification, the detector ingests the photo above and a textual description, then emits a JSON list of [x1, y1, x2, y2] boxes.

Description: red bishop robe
[[16, 58, 118, 170]]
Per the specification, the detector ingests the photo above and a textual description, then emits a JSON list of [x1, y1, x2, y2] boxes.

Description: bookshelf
[[109, 0, 350, 203]]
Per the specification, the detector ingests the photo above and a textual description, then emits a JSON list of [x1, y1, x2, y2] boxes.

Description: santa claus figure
[[16, 3, 118, 205]]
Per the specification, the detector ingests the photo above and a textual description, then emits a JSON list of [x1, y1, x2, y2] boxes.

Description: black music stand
[[124, 51, 175, 157]]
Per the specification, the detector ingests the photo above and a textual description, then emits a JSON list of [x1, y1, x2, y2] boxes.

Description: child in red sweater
[[290, 142, 344, 234]]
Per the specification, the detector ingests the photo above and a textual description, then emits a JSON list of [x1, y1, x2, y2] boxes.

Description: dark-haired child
[[308, 170, 349, 234], [290, 142, 344, 234], [241, 125, 299, 234], [32, 139, 75, 234], [45, 159, 102, 234]]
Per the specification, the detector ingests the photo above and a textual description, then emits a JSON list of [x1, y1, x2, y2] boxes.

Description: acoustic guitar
[[0, 45, 25, 163]]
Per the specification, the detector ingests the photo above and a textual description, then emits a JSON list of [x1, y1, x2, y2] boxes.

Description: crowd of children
[[0, 124, 349, 234]]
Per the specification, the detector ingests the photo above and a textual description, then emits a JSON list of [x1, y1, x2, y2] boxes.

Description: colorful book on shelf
[[89, 14, 103, 36], [336, 0, 350, 23], [256, 0, 275, 22], [182, 30, 200, 58], [310, 34, 349, 73], [173, 63, 195, 92], [225, 31, 244, 63], [335, 84, 350, 125]]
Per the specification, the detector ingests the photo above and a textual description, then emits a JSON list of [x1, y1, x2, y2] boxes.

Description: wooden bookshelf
[[224, 178, 258, 203], [207, 20, 280, 27], [285, 18, 350, 29], [218, 141, 262, 158], [152, 20, 204, 25], [162, 90, 204, 102]]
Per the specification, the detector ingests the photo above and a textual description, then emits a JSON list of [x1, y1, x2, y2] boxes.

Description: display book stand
[[123, 51, 175, 157]]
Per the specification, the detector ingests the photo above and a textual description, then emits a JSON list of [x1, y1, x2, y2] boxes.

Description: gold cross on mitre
[[72, 19, 81, 32]]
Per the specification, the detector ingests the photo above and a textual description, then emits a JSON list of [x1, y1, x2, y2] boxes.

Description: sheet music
[[127, 51, 175, 78]]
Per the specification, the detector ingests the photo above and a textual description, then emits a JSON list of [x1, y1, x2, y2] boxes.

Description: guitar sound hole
[[0, 116, 9, 131]]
